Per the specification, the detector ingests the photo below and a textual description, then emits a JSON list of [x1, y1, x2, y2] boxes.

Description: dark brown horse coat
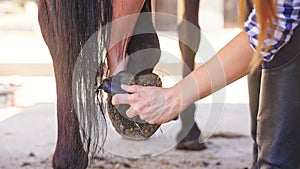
[[38, 0, 159, 168], [38, 1, 108, 168], [37, 0, 214, 168]]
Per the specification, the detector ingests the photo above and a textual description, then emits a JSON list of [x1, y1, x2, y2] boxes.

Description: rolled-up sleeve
[[244, 0, 300, 62]]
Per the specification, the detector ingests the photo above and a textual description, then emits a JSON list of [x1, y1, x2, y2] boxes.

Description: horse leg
[[38, 1, 103, 168], [176, 0, 206, 150], [39, 0, 159, 167], [126, 0, 160, 74], [108, 0, 160, 75], [178, 0, 200, 76], [178, 0, 200, 75], [108, 0, 146, 75], [51, 68, 88, 169]]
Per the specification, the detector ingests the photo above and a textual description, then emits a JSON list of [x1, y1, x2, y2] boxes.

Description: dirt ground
[[0, 103, 253, 169], [89, 137, 252, 169]]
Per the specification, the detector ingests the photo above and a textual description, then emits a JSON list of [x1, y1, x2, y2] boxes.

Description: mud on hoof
[[106, 71, 162, 140]]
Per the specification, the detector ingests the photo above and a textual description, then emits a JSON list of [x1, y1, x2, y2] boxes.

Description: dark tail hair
[[74, 0, 112, 158]]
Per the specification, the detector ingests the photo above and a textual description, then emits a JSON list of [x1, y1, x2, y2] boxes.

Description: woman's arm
[[108, 0, 146, 75], [112, 30, 254, 124]]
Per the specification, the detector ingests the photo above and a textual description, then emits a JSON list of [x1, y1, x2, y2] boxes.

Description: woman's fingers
[[112, 85, 180, 124], [112, 93, 130, 105], [121, 84, 140, 93], [112, 85, 144, 105], [126, 106, 138, 118], [147, 112, 164, 124]]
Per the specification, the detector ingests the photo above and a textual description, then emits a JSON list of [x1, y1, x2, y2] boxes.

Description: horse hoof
[[106, 71, 161, 140], [176, 140, 207, 151]]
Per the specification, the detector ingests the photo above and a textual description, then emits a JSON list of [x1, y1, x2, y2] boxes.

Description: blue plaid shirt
[[244, 0, 300, 62]]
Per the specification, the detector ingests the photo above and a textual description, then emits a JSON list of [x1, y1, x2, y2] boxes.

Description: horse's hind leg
[[126, 0, 160, 75], [38, 1, 100, 168], [176, 0, 206, 150]]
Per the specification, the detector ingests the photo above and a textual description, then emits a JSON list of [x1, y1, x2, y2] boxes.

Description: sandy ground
[[90, 137, 252, 169], [0, 103, 253, 169], [0, 104, 56, 169], [0, 2, 254, 169]]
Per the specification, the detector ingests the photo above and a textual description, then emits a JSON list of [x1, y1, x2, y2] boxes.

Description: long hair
[[38, 0, 113, 166], [73, 0, 112, 158], [239, 0, 278, 71]]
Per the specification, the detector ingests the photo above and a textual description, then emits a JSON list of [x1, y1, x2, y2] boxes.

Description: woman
[[112, 0, 300, 168]]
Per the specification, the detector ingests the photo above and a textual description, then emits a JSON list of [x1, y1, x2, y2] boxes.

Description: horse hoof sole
[[106, 71, 162, 140]]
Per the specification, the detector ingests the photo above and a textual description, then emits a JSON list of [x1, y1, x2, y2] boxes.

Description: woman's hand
[[112, 31, 255, 124], [112, 85, 182, 124]]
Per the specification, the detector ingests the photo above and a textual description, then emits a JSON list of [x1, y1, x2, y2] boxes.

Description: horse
[[38, 0, 159, 168], [38, 0, 242, 168], [176, 0, 202, 147]]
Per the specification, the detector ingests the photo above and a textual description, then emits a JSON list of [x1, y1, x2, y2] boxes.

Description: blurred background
[[0, 0, 247, 110], [0, 1, 57, 168], [0, 0, 54, 109], [0, 0, 251, 168]]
